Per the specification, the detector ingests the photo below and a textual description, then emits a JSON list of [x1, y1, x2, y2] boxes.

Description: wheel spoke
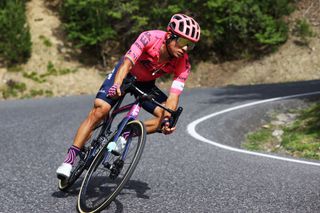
[[78, 120, 146, 212]]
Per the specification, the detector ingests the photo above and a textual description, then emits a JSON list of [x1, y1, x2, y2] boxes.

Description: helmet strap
[[165, 33, 175, 59]]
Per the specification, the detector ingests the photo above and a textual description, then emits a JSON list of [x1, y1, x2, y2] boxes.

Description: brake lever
[[159, 107, 183, 129], [169, 107, 183, 128], [120, 76, 137, 94]]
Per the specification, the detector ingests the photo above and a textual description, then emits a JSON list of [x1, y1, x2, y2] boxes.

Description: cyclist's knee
[[89, 99, 111, 122]]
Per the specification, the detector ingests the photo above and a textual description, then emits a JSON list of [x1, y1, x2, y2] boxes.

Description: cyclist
[[56, 13, 201, 179]]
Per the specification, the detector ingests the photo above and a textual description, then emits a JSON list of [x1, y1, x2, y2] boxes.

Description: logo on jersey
[[139, 32, 151, 46], [134, 42, 143, 50]]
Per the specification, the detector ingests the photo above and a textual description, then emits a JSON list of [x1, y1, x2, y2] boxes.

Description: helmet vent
[[179, 23, 184, 31], [191, 27, 195, 38], [186, 28, 190, 36], [174, 15, 182, 20], [186, 20, 190, 26]]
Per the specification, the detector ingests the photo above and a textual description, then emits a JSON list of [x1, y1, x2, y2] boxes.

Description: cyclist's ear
[[166, 31, 172, 39]]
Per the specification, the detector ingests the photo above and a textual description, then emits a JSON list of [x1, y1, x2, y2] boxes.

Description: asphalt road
[[1, 80, 320, 213]]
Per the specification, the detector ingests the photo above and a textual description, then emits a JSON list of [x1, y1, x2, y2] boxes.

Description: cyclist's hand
[[161, 117, 176, 135], [107, 83, 120, 98]]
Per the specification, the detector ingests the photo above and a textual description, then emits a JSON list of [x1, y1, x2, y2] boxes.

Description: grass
[[39, 35, 52, 47], [41, 61, 77, 77], [1, 80, 26, 98], [243, 103, 320, 160], [23, 61, 78, 82], [23, 71, 47, 83], [2, 61, 77, 99], [293, 19, 316, 45], [243, 128, 274, 151], [0, 79, 54, 99]]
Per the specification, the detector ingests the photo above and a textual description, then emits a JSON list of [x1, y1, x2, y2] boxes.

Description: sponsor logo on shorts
[[99, 89, 106, 94]]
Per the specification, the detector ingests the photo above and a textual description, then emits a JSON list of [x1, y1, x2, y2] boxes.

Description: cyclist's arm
[[113, 58, 132, 96], [164, 93, 179, 117], [113, 31, 153, 96], [162, 56, 190, 133], [170, 54, 190, 95], [162, 93, 179, 134]]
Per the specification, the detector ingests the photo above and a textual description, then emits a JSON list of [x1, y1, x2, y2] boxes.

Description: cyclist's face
[[166, 32, 194, 58]]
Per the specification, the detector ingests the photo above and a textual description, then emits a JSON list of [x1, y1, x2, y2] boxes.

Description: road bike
[[57, 76, 183, 212]]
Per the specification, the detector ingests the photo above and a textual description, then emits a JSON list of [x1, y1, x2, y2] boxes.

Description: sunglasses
[[171, 33, 195, 51]]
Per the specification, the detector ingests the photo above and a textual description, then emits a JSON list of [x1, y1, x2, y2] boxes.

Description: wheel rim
[[78, 121, 146, 212]]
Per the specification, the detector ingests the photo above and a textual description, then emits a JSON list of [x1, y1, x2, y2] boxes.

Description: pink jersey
[[125, 30, 191, 95]]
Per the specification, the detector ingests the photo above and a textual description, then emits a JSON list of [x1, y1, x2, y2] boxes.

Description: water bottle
[[116, 136, 127, 152], [107, 141, 117, 152], [107, 136, 126, 153]]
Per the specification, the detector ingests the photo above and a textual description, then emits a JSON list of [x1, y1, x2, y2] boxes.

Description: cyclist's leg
[[69, 58, 125, 148], [57, 58, 123, 178], [144, 106, 166, 133], [57, 99, 114, 179], [70, 61, 124, 149], [73, 99, 112, 148]]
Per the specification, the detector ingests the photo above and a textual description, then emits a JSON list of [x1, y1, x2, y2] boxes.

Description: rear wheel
[[77, 120, 146, 213]]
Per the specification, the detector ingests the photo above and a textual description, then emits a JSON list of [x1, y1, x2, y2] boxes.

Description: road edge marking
[[187, 91, 320, 167]]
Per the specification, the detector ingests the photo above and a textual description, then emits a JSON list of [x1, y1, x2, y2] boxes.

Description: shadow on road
[[104, 180, 151, 213], [51, 178, 151, 199], [51, 179, 82, 198], [197, 80, 320, 105]]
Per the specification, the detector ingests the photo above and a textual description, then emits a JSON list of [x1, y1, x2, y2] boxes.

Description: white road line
[[187, 91, 320, 167]]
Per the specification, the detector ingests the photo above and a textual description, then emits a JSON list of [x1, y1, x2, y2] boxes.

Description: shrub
[[60, 0, 131, 48], [293, 18, 316, 45], [60, 0, 296, 61], [0, 0, 32, 65]]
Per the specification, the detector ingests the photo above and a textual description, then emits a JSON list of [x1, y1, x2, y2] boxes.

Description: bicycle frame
[[99, 93, 144, 164], [87, 81, 182, 167], [108, 95, 141, 138]]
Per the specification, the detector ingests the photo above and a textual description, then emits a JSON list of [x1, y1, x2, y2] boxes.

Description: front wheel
[[77, 120, 146, 213]]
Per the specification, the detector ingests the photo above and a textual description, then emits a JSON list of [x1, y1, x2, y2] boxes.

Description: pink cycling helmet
[[167, 14, 201, 43]]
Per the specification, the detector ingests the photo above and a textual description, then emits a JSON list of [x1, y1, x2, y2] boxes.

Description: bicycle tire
[[58, 121, 108, 192], [77, 120, 146, 213]]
